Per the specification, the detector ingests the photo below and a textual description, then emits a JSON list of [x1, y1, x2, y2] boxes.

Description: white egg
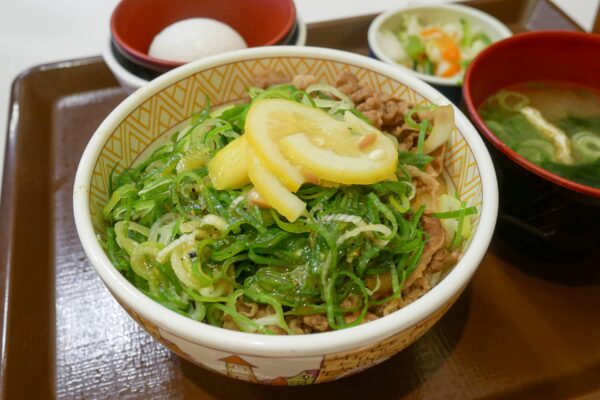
[[149, 18, 247, 63]]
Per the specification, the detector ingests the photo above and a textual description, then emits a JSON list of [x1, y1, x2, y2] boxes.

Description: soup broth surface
[[479, 81, 600, 189]]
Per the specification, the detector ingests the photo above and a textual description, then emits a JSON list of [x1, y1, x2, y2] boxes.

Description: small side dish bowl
[[75, 46, 497, 384], [463, 31, 600, 261], [368, 4, 512, 103], [111, 0, 296, 72]]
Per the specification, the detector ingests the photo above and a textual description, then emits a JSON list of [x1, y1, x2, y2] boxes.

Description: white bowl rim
[[368, 2, 513, 87], [295, 14, 307, 46], [74, 45, 498, 358], [102, 38, 150, 89]]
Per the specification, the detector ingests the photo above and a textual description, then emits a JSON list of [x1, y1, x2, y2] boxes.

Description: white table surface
[[0, 0, 597, 194]]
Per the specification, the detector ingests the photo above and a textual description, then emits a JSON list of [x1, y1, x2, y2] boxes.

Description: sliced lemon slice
[[216, 99, 397, 193], [279, 132, 397, 185], [245, 99, 360, 192], [208, 136, 250, 190], [246, 148, 306, 222], [245, 99, 399, 189], [245, 101, 307, 191]]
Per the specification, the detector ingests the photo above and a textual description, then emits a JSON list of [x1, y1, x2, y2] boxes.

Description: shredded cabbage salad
[[101, 80, 474, 334], [379, 15, 492, 79]]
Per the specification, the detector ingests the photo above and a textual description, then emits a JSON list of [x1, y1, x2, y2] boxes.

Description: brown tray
[[1, 1, 598, 399]]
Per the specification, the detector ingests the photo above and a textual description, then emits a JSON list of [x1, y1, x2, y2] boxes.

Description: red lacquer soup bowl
[[463, 31, 600, 262]]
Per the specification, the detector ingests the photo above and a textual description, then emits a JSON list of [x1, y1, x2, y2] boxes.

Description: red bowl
[[463, 31, 600, 199], [463, 31, 600, 261], [111, 0, 296, 72]]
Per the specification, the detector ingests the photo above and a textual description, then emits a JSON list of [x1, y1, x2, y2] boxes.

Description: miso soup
[[478, 81, 600, 188]]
